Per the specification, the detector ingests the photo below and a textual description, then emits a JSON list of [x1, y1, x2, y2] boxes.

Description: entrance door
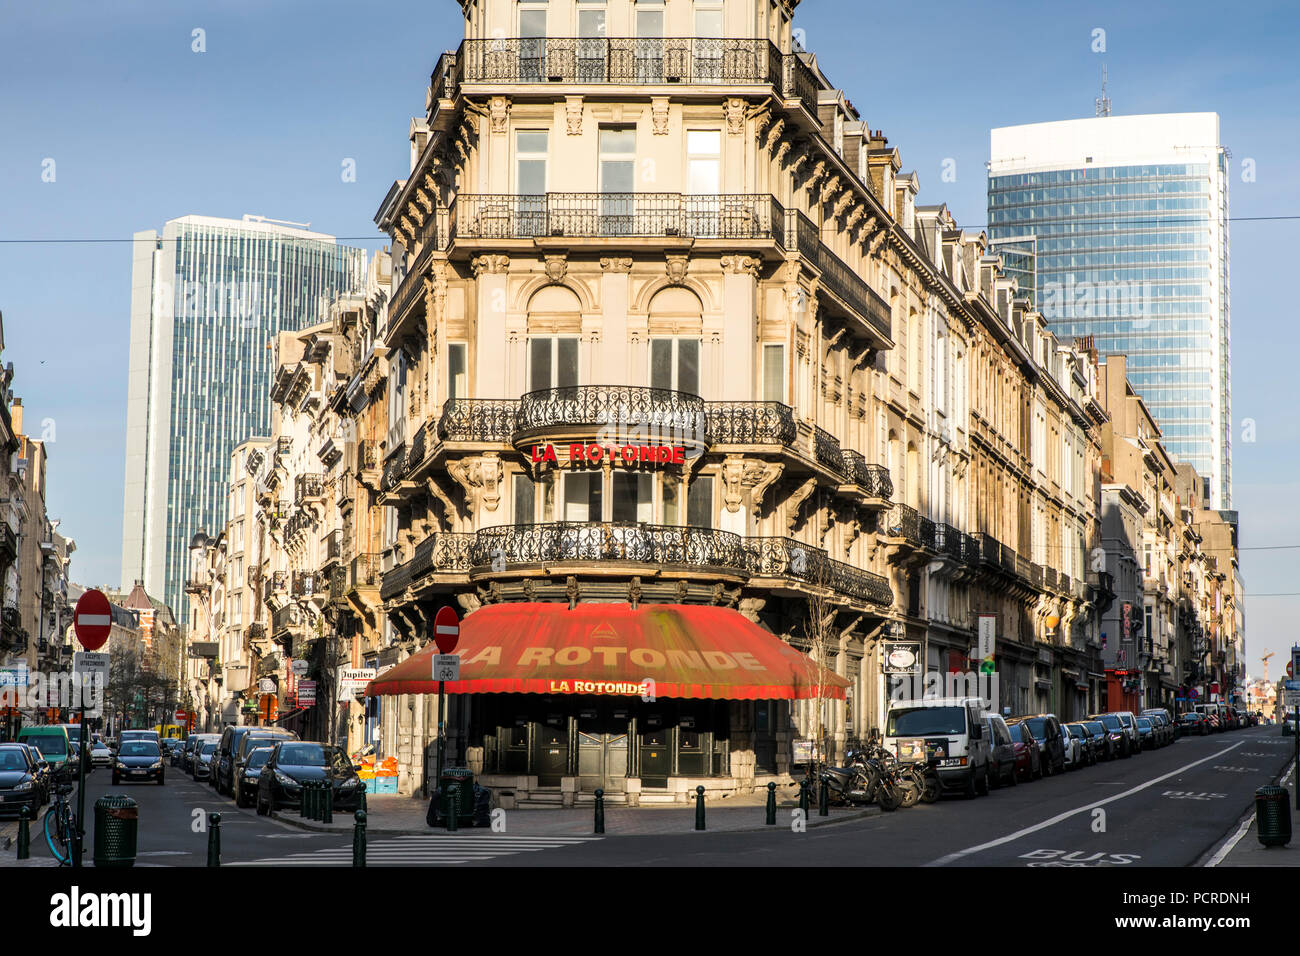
[[533, 716, 569, 787], [639, 717, 670, 788], [577, 707, 629, 793]]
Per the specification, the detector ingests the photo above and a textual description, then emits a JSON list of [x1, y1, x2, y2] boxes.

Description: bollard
[[447, 784, 460, 832], [694, 785, 705, 831], [594, 787, 605, 834], [819, 777, 829, 816], [799, 777, 810, 817], [352, 810, 367, 867], [299, 781, 310, 818], [312, 781, 324, 821], [765, 782, 776, 826], [17, 806, 30, 859], [206, 812, 221, 867], [322, 782, 334, 824]]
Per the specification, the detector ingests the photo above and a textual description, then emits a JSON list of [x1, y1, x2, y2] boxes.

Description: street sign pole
[[436, 678, 445, 789], [74, 696, 85, 868], [431, 606, 460, 791]]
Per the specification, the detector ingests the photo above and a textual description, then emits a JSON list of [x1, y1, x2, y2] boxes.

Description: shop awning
[[367, 602, 849, 701]]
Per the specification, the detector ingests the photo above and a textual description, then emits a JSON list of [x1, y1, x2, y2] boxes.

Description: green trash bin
[[440, 768, 474, 827], [93, 795, 139, 868], [1255, 785, 1291, 847]]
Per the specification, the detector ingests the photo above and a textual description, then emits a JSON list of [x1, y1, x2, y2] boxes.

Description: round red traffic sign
[[174, 710, 187, 723], [433, 605, 460, 655], [73, 589, 112, 651], [1288, 660, 1294, 679]]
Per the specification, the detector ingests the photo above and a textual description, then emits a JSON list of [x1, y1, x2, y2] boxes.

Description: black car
[[234, 746, 275, 808], [0, 744, 46, 817], [1087, 713, 1132, 757], [192, 740, 218, 781], [111, 740, 165, 785], [255, 742, 365, 816], [1082, 720, 1118, 760], [215, 726, 296, 797], [1135, 717, 1157, 749], [1179, 712, 1210, 736], [1011, 715, 1066, 776], [19, 745, 52, 799], [1065, 722, 1099, 765]]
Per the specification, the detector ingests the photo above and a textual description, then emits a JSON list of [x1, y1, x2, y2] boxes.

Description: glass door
[[599, 127, 636, 236], [649, 337, 700, 395], [577, 1, 607, 82], [685, 130, 721, 236], [515, 131, 549, 236], [519, 1, 547, 82], [634, 0, 665, 82]]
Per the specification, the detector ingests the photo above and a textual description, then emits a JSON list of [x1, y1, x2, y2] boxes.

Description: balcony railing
[[439, 398, 520, 444], [295, 474, 325, 504], [747, 536, 892, 606], [325, 529, 343, 563], [1043, 566, 1058, 592], [291, 572, 319, 599], [381, 444, 407, 492], [351, 553, 382, 589], [515, 385, 707, 442], [839, 450, 892, 499], [411, 532, 475, 578], [811, 426, 844, 475], [882, 504, 934, 550], [276, 437, 292, 458], [450, 193, 784, 243], [933, 523, 964, 562], [472, 522, 749, 575], [790, 212, 891, 341], [706, 401, 796, 446]]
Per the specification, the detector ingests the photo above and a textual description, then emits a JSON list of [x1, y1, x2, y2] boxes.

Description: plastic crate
[[375, 776, 397, 794]]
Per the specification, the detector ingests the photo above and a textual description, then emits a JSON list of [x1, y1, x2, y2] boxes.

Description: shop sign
[[0, 663, 29, 687], [883, 642, 921, 675], [530, 442, 686, 466], [338, 667, 376, 699], [793, 739, 814, 762], [545, 679, 652, 696], [258, 678, 276, 694], [298, 680, 316, 705]]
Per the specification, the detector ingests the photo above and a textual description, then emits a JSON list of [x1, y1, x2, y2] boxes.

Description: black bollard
[[594, 787, 605, 834], [818, 777, 829, 816], [447, 784, 459, 832], [694, 785, 705, 831], [206, 812, 221, 867], [322, 782, 334, 824], [765, 782, 776, 826], [352, 810, 367, 867], [312, 781, 323, 821], [299, 781, 310, 818], [17, 805, 30, 859], [799, 777, 810, 817]]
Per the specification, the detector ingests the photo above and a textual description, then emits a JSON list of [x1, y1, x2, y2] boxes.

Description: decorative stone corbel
[[471, 254, 509, 277], [425, 477, 460, 525], [628, 577, 642, 610], [489, 95, 511, 134], [724, 97, 747, 135], [721, 456, 748, 514], [544, 254, 568, 284], [747, 461, 784, 515], [651, 97, 670, 135], [738, 597, 766, 623], [600, 257, 633, 273], [868, 227, 888, 256], [447, 453, 504, 512], [674, 580, 689, 604], [665, 254, 689, 286], [565, 96, 584, 135], [720, 255, 761, 276], [784, 476, 818, 535], [566, 576, 580, 609], [764, 117, 786, 153]]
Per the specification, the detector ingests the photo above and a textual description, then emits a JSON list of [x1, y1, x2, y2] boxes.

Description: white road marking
[[1205, 754, 1298, 867], [926, 739, 1246, 867], [228, 834, 601, 867]]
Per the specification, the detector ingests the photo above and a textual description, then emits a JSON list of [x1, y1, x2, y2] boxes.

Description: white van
[[884, 696, 992, 797]]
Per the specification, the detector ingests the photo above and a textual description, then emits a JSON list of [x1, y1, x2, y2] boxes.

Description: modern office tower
[[120, 215, 366, 621], [988, 113, 1232, 509]]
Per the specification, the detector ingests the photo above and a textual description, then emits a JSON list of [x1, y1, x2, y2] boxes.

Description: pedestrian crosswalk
[[229, 833, 602, 866]]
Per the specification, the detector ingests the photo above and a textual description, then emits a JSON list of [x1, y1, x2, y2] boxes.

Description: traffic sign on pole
[[73, 589, 113, 651], [433, 606, 460, 655], [433, 654, 460, 682]]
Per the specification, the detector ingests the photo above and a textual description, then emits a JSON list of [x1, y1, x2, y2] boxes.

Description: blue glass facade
[[988, 159, 1230, 507]]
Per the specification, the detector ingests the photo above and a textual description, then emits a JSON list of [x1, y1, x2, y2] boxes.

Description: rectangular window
[[611, 472, 653, 522], [529, 336, 579, 390], [514, 473, 536, 525], [519, 2, 548, 81], [577, 1, 607, 81], [650, 338, 699, 394], [563, 472, 603, 521], [686, 129, 721, 194], [663, 474, 681, 524], [448, 343, 467, 402], [599, 127, 636, 234], [763, 344, 785, 402], [516, 131, 549, 194], [687, 476, 713, 527]]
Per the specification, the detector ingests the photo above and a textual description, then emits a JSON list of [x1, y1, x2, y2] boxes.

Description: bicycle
[[43, 780, 77, 866]]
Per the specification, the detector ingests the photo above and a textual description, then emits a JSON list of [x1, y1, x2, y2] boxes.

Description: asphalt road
[[9, 726, 1292, 867]]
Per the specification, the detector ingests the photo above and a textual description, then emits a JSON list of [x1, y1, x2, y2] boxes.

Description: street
[[6, 725, 1291, 868]]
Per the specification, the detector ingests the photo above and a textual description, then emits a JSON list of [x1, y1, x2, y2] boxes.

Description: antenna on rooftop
[[1095, 65, 1111, 117]]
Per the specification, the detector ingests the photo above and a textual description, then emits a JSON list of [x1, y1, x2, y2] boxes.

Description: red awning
[[367, 602, 848, 701]]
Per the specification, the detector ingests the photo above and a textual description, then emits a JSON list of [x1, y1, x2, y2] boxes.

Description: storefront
[[367, 601, 844, 805]]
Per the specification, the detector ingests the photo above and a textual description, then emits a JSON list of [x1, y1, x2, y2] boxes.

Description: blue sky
[[0, 0, 1295, 672]]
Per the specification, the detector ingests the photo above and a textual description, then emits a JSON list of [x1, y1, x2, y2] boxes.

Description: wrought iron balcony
[[706, 401, 796, 446], [325, 529, 343, 563], [350, 553, 382, 589], [438, 398, 520, 444], [276, 437, 292, 458], [337, 472, 354, 505], [811, 426, 844, 476], [747, 536, 892, 606], [450, 192, 785, 243], [262, 571, 287, 605], [839, 450, 893, 499], [971, 532, 1002, 567], [932, 523, 964, 563], [786, 210, 891, 342], [295, 473, 325, 505], [881, 504, 934, 551], [290, 571, 319, 599], [1043, 566, 1058, 592], [184, 577, 208, 595], [271, 604, 304, 639], [245, 622, 265, 642], [0, 525, 16, 562], [514, 385, 707, 445], [471, 522, 749, 576], [381, 444, 408, 492]]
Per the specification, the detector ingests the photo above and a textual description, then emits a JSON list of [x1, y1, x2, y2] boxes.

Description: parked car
[[1178, 712, 1210, 736], [1135, 716, 1157, 749], [1282, 713, 1297, 736], [89, 740, 114, 768], [1066, 723, 1099, 766], [1010, 715, 1066, 776], [234, 746, 275, 808], [0, 743, 46, 817], [255, 742, 366, 816], [18, 744, 51, 800], [984, 713, 1018, 788], [214, 726, 298, 797], [16, 726, 72, 779], [192, 739, 219, 781], [883, 697, 992, 797], [1114, 712, 1142, 753], [1059, 721, 1083, 770], [111, 740, 165, 785], [1087, 713, 1132, 757], [1081, 720, 1117, 760], [232, 729, 300, 791], [1006, 721, 1042, 781]]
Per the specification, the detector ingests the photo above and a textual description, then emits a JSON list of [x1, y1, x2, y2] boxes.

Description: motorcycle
[[818, 748, 903, 812]]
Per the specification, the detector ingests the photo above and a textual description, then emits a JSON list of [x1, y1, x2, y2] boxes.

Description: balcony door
[[693, 1, 724, 81], [518, 1, 548, 82], [650, 337, 700, 395], [514, 131, 548, 236], [634, 0, 665, 83], [599, 127, 636, 236], [528, 336, 578, 393], [577, 0, 607, 82], [685, 129, 720, 236]]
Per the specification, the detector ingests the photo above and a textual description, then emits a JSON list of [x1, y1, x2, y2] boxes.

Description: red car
[[1007, 721, 1042, 781]]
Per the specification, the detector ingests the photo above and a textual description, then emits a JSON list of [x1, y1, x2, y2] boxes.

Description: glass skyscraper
[[120, 215, 366, 619], [988, 113, 1231, 508]]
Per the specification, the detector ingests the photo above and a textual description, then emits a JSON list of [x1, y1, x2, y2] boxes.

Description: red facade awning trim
[[367, 602, 848, 702]]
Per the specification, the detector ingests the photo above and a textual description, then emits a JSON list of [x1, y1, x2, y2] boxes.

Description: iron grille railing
[[438, 398, 520, 443], [245, 622, 265, 641], [381, 444, 407, 492], [747, 536, 892, 606], [325, 529, 343, 562], [291, 572, 319, 599], [706, 401, 796, 445], [790, 211, 891, 340], [781, 50, 821, 118], [998, 543, 1017, 575], [471, 522, 748, 573], [515, 385, 707, 441], [1060, 572, 1072, 596], [276, 437, 292, 457], [457, 36, 780, 87], [262, 572, 287, 605], [883, 504, 931, 548], [295, 474, 324, 504], [1043, 566, 1058, 591], [350, 553, 382, 589], [812, 426, 844, 474], [972, 532, 1002, 567], [407, 420, 432, 471], [839, 450, 893, 498], [271, 604, 303, 636], [450, 193, 783, 242], [411, 532, 475, 577], [933, 523, 964, 562]]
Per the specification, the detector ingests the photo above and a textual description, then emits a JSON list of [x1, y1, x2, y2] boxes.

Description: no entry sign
[[73, 589, 112, 651], [434, 606, 459, 655]]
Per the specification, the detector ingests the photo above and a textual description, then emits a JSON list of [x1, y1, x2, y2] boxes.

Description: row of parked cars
[[881, 697, 1223, 797], [174, 725, 367, 815]]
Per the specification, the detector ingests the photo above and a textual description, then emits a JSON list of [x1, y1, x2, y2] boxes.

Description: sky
[[0, 0, 1296, 677]]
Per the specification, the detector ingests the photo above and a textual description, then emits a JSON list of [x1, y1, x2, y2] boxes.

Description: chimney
[[10, 398, 21, 436]]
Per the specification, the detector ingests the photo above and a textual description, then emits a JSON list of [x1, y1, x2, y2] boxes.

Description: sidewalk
[[273, 787, 876, 836], [1212, 770, 1300, 867]]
